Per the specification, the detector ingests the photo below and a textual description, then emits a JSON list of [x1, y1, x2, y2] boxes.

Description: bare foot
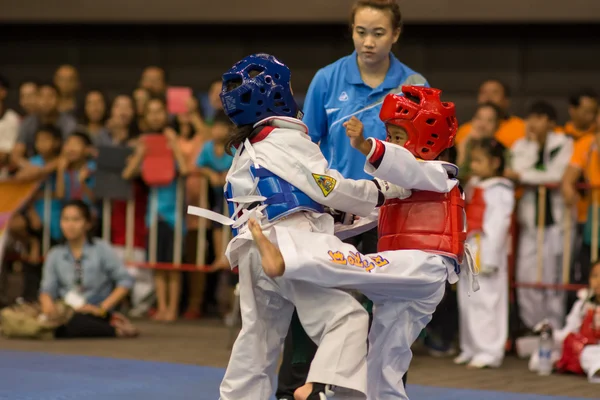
[[163, 310, 178, 323], [293, 383, 313, 400], [294, 383, 333, 400], [151, 309, 167, 321], [248, 219, 285, 278]]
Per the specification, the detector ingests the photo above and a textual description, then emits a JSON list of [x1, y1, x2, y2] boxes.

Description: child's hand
[[57, 156, 69, 171], [163, 127, 178, 145], [503, 168, 520, 182], [134, 140, 146, 156], [208, 171, 221, 187], [78, 165, 90, 184], [344, 117, 366, 149]]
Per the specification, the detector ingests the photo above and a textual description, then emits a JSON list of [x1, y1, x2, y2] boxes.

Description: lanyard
[[74, 258, 83, 291]]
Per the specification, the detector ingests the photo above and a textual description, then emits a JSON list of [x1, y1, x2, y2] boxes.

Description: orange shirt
[[455, 116, 526, 149], [569, 134, 600, 222], [556, 121, 596, 141]]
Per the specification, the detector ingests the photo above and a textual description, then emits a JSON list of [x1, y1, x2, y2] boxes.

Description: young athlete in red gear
[[249, 86, 478, 400]]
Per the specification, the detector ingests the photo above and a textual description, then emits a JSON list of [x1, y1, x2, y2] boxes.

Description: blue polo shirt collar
[[345, 51, 405, 90]]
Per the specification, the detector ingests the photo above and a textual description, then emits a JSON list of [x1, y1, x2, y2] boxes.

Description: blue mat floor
[[0, 350, 590, 400]]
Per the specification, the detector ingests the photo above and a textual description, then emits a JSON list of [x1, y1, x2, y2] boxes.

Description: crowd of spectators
[[0, 67, 598, 357]]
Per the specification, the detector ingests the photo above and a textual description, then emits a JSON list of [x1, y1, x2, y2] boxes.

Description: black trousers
[[276, 227, 407, 398], [55, 313, 116, 339], [567, 224, 593, 311]]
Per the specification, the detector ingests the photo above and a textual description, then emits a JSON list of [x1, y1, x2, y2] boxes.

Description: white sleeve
[[256, 131, 380, 217], [364, 139, 456, 193], [553, 299, 584, 344], [480, 185, 515, 268], [517, 138, 574, 185]]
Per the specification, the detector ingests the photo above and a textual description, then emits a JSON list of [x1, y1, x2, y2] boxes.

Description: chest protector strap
[[378, 185, 466, 263]]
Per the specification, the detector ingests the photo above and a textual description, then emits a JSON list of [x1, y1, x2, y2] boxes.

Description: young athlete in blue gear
[[188, 54, 406, 400]]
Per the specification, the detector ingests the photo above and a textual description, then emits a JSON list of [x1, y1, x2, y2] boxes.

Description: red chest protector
[[466, 187, 485, 234], [378, 185, 466, 263], [556, 304, 600, 375]]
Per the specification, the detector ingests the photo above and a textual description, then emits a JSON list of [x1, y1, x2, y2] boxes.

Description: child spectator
[[507, 101, 574, 331], [195, 110, 234, 272], [15, 125, 63, 244], [56, 131, 97, 205], [528, 260, 600, 382], [455, 138, 515, 369], [122, 97, 188, 322], [456, 102, 503, 181]]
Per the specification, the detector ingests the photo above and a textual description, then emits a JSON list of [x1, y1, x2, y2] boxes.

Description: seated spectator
[[122, 97, 188, 322], [53, 64, 80, 115], [15, 125, 64, 244], [528, 260, 600, 382], [558, 89, 599, 140], [0, 74, 20, 176], [456, 102, 503, 181], [195, 110, 234, 272], [18, 80, 38, 117], [12, 83, 77, 163], [78, 90, 110, 145], [506, 101, 573, 331], [39, 200, 138, 338], [455, 79, 525, 149], [56, 132, 96, 205]]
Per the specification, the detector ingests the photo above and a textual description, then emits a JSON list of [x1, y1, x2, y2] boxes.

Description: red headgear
[[379, 86, 458, 160]]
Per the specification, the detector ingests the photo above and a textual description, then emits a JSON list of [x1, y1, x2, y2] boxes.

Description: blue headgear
[[220, 53, 302, 127]]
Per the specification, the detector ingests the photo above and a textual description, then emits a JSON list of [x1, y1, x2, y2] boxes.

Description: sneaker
[[428, 346, 457, 358]]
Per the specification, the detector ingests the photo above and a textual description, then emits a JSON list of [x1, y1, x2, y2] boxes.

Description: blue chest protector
[[225, 165, 324, 236]]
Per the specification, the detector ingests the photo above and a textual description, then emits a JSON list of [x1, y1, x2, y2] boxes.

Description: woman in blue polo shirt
[[276, 1, 428, 398]]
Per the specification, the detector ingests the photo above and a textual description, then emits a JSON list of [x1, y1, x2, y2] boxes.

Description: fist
[[343, 116, 365, 148], [373, 178, 411, 200]]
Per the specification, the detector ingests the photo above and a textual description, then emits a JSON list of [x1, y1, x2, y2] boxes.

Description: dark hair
[[481, 79, 511, 99], [82, 90, 109, 125], [438, 145, 458, 164], [225, 125, 254, 156], [68, 130, 94, 147], [38, 82, 60, 94], [60, 199, 94, 244], [527, 101, 558, 122], [569, 88, 599, 108], [351, 0, 402, 31], [144, 96, 167, 114], [0, 73, 9, 90], [470, 138, 506, 176], [474, 101, 506, 121], [36, 124, 62, 143], [19, 79, 39, 89], [141, 66, 168, 82]]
